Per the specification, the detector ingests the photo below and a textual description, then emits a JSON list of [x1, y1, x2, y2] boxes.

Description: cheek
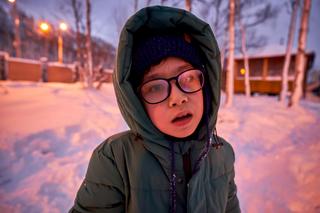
[[191, 91, 204, 116], [144, 104, 167, 126]]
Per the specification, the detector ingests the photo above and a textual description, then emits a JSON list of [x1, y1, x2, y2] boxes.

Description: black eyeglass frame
[[138, 68, 205, 104]]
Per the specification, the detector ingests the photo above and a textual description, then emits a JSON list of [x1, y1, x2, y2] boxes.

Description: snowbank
[[0, 81, 319, 213]]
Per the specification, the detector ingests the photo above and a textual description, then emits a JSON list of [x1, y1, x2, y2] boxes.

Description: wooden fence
[[0, 51, 113, 84]]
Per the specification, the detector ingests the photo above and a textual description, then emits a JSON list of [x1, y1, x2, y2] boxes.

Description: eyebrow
[[144, 64, 194, 81]]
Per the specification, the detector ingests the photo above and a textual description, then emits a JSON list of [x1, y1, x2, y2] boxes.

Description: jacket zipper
[[183, 149, 192, 213]]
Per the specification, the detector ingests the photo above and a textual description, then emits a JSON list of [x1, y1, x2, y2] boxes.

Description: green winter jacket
[[70, 6, 240, 213]]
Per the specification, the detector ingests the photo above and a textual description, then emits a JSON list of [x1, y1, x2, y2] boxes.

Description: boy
[[70, 5, 240, 213]]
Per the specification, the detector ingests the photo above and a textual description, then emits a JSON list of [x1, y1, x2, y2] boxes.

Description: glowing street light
[[58, 22, 68, 63], [38, 21, 68, 62], [8, 0, 16, 3], [39, 22, 50, 33], [59, 22, 68, 31], [38, 21, 51, 57]]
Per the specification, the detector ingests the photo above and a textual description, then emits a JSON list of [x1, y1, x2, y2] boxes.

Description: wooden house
[[222, 52, 315, 95]]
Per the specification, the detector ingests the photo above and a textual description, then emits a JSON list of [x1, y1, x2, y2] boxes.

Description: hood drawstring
[[169, 141, 177, 213], [168, 76, 224, 213], [212, 128, 224, 149], [192, 81, 218, 175], [192, 79, 224, 174], [193, 127, 224, 175], [169, 129, 223, 213], [192, 117, 213, 175]]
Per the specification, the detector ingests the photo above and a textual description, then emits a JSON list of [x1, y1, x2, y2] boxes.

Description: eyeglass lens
[[140, 69, 204, 104]]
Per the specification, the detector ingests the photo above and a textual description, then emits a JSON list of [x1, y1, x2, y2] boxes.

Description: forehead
[[143, 57, 193, 81]]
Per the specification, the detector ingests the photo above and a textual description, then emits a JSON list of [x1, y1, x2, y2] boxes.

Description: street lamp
[[39, 21, 51, 57], [39, 22, 50, 32], [59, 22, 68, 31], [58, 22, 68, 63]]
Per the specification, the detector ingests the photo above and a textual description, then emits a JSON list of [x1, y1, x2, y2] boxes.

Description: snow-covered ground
[[0, 81, 319, 213]]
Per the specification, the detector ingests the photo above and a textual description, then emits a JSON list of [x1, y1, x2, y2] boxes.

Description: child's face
[[141, 57, 204, 138]]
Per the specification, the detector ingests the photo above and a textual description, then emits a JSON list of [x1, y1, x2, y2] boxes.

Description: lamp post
[[39, 21, 50, 58], [58, 22, 68, 63], [8, 0, 21, 57]]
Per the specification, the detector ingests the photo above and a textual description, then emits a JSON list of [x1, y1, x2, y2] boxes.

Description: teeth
[[180, 114, 189, 118]]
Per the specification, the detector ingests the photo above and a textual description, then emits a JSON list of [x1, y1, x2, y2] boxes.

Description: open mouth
[[172, 113, 193, 124]]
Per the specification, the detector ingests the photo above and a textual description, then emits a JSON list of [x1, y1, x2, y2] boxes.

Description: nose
[[168, 81, 188, 107]]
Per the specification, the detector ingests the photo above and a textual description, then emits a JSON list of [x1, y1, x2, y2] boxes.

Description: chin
[[168, 128, 196, 138]]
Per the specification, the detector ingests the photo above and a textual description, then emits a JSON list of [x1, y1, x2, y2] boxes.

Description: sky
[[5, 0, 320, 69]]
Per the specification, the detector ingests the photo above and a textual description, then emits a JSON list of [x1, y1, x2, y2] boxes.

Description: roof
[[234, 44, 315, 60]]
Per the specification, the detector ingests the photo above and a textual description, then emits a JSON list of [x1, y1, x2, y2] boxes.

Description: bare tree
[[197, 0, 278, 55], [185, 0, 192, 11], [134, 0, 139, 12], [85, 0, 93, 88], [57, 0, 85, 64], [71, 0, 85, 65], [197, 0, 227, 39], [220, 30, 228, 69], [280, 0, 300, 103], [196, 0, 278, 104], [113, 5, 129, 38], [240, 24, 251, 97], [289, 0, 312, 107], [146, 0, 152, 6], [236, 0, 251, 97], [225, 0, 235, 107]]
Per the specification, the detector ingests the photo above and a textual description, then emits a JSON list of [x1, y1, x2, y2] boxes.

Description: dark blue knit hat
[[130, 33, 203, 89]]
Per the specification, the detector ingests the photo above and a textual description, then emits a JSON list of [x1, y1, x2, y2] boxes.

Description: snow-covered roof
[[8, 57, 41, 65], [48, 62, 75, 69], [234, 44, 314, 60]]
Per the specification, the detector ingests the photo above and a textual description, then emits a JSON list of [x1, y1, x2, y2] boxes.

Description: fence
[[0, 51, 113, 84]]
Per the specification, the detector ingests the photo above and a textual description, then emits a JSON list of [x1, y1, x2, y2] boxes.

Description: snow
[[236, 76, 295, 80], [0, 81, 319, 213], [234, 44, 314, 60], [7, 57, 41, 65], [48, 62, 75, 69], [218, 94, 320, 213]]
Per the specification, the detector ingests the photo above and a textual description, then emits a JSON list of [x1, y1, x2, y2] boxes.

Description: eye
[[141, 80, 166, 95], [178, 70, 203, 92], [185, 75, 195, 82], [180, 73, 197, 85], [148, 84, 163, 93]]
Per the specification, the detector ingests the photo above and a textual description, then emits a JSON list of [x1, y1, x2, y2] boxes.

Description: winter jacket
[[70, 6, 240, 213]]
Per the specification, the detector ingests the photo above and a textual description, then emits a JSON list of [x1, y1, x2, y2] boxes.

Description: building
[[222, 51, 315, 95]]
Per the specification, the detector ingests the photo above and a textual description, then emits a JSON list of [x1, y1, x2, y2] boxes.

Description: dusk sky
[[5, 0, 320, 69]]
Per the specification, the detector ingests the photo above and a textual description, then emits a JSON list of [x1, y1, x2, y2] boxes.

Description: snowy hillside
[[0, 81, 319, 213]]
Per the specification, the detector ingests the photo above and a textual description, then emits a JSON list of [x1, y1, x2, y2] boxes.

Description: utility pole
[[9, 0, 21, 57]]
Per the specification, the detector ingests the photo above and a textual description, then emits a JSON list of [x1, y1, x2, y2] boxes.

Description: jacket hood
[[113, 6, 221, 150]]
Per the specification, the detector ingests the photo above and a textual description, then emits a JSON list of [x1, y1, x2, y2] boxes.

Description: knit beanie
[[130, 32, 203, 89]]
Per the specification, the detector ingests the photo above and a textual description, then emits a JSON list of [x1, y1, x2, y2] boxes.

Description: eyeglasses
[[139, 69, 204, 104]]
